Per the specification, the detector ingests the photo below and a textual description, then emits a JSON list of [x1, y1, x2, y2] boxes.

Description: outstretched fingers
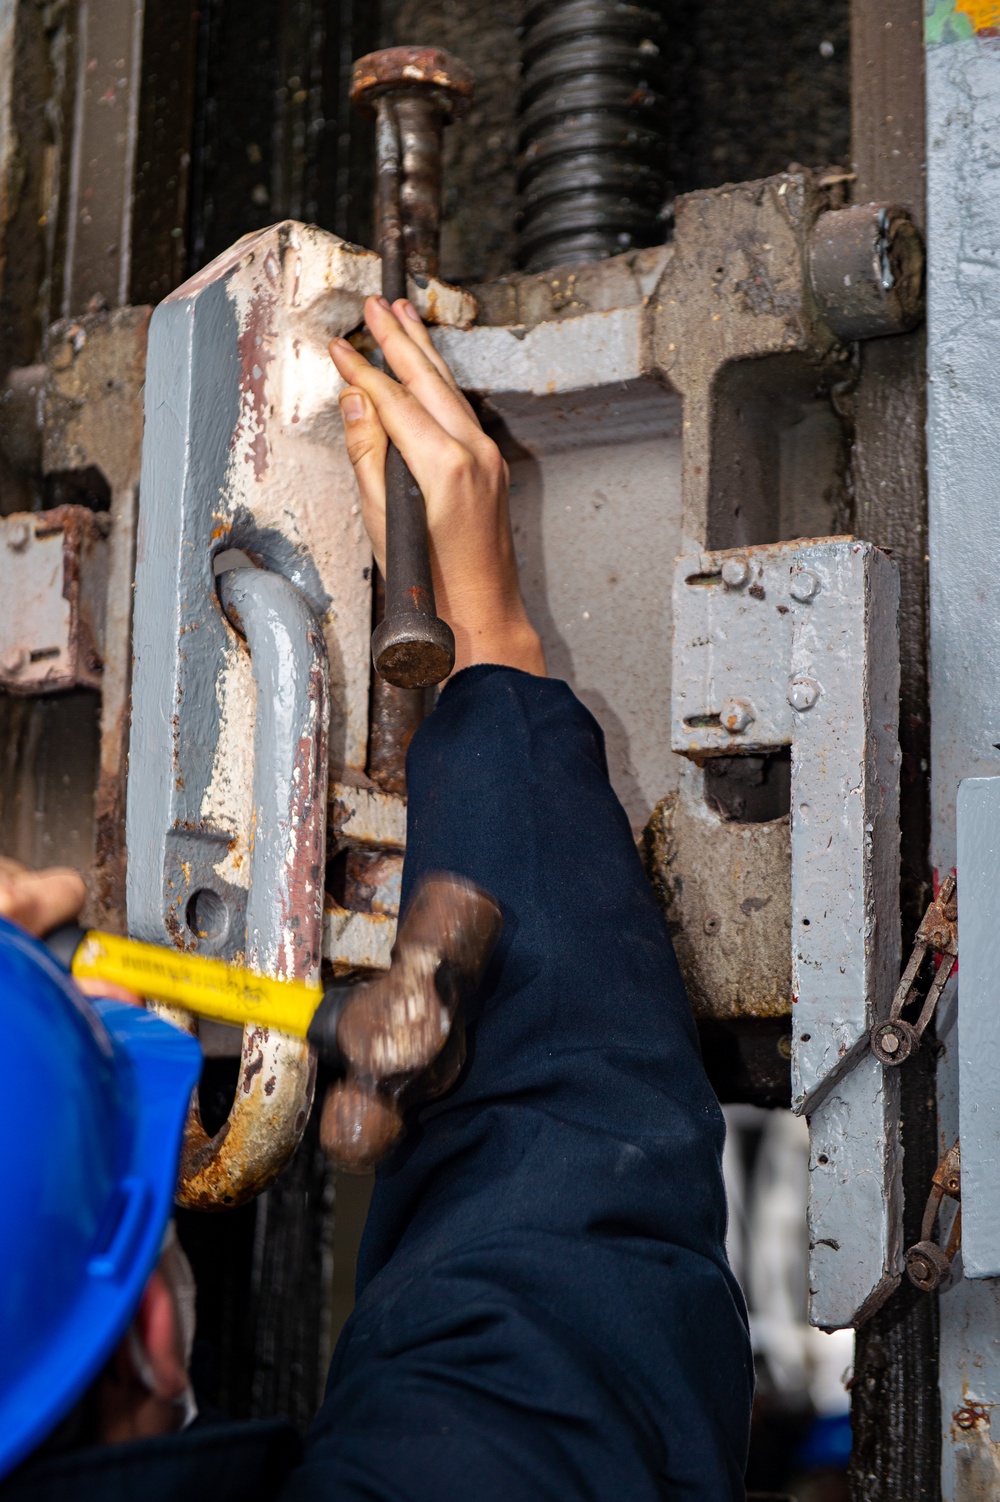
[[365, 297, 482, 443], [330, 334, 473, 504]]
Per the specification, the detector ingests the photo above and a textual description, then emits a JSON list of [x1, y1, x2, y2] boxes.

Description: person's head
[[0, 917, 201, 1479]]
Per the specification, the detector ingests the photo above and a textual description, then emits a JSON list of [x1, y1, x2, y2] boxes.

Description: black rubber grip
[[44, 922, 86, 972], [306, 985, 351, 1072]]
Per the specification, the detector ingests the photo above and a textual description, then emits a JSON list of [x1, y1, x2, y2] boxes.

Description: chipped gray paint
[[672, 536, 902, 1327], [956, 778, 1000, 1281], [927, 24, 1000, 1492]]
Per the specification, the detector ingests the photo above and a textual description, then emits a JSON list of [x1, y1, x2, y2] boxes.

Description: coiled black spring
[[517, 0, 672, 271]]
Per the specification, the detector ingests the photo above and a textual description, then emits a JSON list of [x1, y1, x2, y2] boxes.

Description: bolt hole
[[800, 1033, 811, 1042], [817, 1154, 829, 1165], [802, 917, 811, 926], [186, 887, 229, 943]]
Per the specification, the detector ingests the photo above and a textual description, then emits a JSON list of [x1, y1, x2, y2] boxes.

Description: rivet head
[[790, 568, 820, 602], [6, 519, 30, 552], [788, 676, 821, 711], [721, 557, 751, 589], [720, 696, 755, 733]]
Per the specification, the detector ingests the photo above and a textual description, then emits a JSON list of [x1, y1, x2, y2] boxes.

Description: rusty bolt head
[[721, 557, 750, 589], [906, 1238, 953, 1293], [788, 676, 821, 712], [6, 518, 31, 552], [790, 568, 820, 602], [720, 697, 755, 734], [953, 1405, 986, 1432], [350, 46, 475, 120], [1, 644, 28, 676], [871, 1018, 916, 1066]]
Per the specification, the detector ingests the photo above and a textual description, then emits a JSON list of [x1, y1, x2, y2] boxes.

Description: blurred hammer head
[[317, 873, 502, 1172]]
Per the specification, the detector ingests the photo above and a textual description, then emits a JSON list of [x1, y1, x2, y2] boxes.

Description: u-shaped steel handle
[[163, 568, 329, 1209]]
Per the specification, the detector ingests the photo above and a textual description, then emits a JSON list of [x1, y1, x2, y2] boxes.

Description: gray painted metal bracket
[[956, 778, 1000, 1280], [926, 24, 1000, 1491], [128, 223, 380, 956], [672, 536, 902, 1328]]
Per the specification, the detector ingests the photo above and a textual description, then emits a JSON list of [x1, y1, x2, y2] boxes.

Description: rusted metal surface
[[0, 309, 150, 927], [165, 567, 329, 1211], [350, 46, 474, 122], [871, 875, 958, 1067], [368, 570, 429, 794], [643, 790, 791, 1020], [319, 874, 502, 1171], [355, 45, 473, 281], [368, 676, 424, 793], [43, 307, 150, 929], [356, 49, 468, 693], [0, 506, 108, 693], [330, 779, 407, 851], [323, 902, 397, 975], [809, 201, 924, 340], [517, 0, 672, 271], [59, 0, 144, 317], [128, 226, 383, 1206], [343, 851, 404, 916]]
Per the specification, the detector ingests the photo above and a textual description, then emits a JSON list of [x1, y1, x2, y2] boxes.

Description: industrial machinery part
[[809, 201, 925, 341], [158, 564, 329, 1210], [905, 1140, 961, 1295], [671, 537, 901, 1330], [926, 19, 1000, 1489], [127, 222, 477, 1204], [127, 225, 371, 1208], [318, 874, 503, 1171], [870, 875, 957, 1067], [351, 47, 473, 690], [0, 508, 108, 693], [0, 309, 151, 926], [517, 0, 672, 271], [350, 46, 474, 278]]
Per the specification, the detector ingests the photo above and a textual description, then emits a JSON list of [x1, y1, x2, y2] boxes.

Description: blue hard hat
[[0, 916, 201, 1479]]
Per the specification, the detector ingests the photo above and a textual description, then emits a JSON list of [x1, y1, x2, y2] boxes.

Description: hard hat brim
[[0, 991, 201, 1480]]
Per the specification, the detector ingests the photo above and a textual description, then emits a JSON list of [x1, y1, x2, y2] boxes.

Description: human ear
[[132, 1268, 189, 1401]]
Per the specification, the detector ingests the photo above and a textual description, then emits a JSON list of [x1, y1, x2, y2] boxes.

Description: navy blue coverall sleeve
[[286, 666, 753, 1501]]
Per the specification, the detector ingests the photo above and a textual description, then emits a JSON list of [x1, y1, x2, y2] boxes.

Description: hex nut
[[5, 518, 30, 552], [787, 676, 821, 712], [790, 568, 820, 602], [719, 697, 755, 734], [721, 557, 751, 590]]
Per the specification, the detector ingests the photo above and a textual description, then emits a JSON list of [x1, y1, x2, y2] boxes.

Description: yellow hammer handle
[[72, 930, 320, 1038]]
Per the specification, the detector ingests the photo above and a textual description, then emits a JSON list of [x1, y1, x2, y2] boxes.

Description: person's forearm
[[358, 664, 728, 1280], [298, 666, 751, 1502]]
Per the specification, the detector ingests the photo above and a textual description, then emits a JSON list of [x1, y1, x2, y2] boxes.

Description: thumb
[[337, 383, 387, 572]]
